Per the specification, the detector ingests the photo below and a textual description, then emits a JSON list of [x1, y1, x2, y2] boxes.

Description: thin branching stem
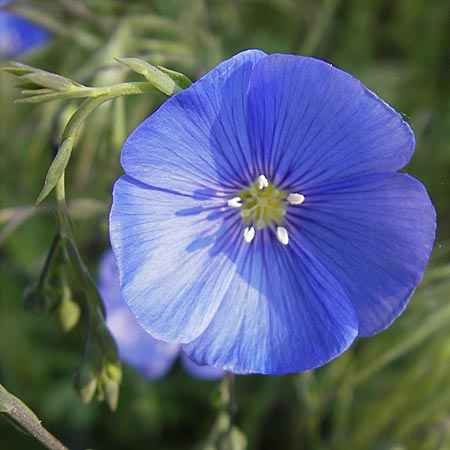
[[0, 385, 69, 450], [225, 372, 237, 429]]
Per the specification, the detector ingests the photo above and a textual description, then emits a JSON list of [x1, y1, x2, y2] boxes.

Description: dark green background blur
[[1, 1, 449, 449]]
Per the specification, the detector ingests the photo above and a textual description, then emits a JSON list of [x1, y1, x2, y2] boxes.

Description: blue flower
[[0, 7, 49, 59], [109, 50, 436, 375], [98, 251, 224, 380]]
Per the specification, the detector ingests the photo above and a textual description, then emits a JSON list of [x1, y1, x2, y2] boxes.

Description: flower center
[[227, 175, 305, 245]]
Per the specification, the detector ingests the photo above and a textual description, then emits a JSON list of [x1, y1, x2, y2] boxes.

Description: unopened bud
[[103, 378, 120, 411], [95, 323, 119, 363], [22, 282, 58, 316], [73, 363, 97, 405], [102, 361, 122, 411], [58, 287, 80, 332], [106, 362, 122, 384]]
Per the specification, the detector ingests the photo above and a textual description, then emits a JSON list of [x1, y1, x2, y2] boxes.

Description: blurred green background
[[1, 1, 449, 449]]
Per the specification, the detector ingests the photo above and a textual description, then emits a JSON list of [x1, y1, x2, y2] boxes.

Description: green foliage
[[1, 0, 449, 449]]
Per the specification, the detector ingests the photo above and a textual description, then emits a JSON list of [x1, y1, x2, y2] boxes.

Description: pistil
[[227, 174, 305, 245]]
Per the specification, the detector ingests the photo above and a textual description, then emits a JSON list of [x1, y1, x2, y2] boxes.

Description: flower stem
[[37, 233, 61, 288], [200, 373, 247, 449], [54, 173, 105, 319], [224, 372, 237, 428], [0, 385, 69, 450]]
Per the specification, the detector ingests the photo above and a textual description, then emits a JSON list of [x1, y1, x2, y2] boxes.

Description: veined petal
[[183, 234, 359, 374], [109, 176, 241, 342], [246, 54, 415, 189], [180, 353, 224, 380], [109, 50, 435, 375], [121, 49, 267, 195], [98, 251, 179, 380], [297, 173, 436, 336]]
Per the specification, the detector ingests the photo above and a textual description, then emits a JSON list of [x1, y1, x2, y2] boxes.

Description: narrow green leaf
[[25, 72, 76, 90], [15, 89, 92, 104], [157, 66, 192, 89], [18, 85, 54, 93], [15, 83, 42, 91], [116, 57, 183, 95], [3, 62, 84, 90], [0, 66, 30, 76], [35, 137, 74, 205]]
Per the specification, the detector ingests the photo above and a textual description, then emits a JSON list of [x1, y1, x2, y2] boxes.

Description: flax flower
[[110, 50, 436, 374]]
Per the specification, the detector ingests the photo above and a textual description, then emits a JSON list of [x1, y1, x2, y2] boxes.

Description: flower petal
[[180, 353, 224, 380], [183, 235, 359, 374], [121, 49, 267, 195], [246, 54, 415, 189], [296, 173, 436, 336], [0, 12, 50, 58], [98, 251, 179, 380], [109, 176, 241, 343]]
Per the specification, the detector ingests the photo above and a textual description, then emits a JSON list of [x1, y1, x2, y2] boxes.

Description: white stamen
[[243, 226, 255, 243], [276, 226, 289, 245], [287, 193, 305, 205], [256, 174, 269, 190], [227, 197, 242, 208]]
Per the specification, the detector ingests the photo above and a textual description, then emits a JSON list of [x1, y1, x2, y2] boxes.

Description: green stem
[[37, 234, 62, 288], [54, 174, 104, 319], [201, 373, 243, 449], [0, 385, 69, 450], [224, 372, 237, 428]]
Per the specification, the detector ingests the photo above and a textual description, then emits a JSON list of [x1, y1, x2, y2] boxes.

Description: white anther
[[276, 226, 289, 245], [287, 193, 305, 205], [243, 226, 255, 243], [227, 197, 242, 208], [256, 174, 269, 190]]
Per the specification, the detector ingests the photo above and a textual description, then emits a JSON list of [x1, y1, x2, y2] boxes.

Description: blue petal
[[98, 251, 179, 380], [183, 235, 359, 375], [121, 49, 267, 195], [246, 54, 415, 190], [296, 173, 436, 336], [0, 12, 49, 59], [110, 176, 243, 342], [179, 353, 224, 380]]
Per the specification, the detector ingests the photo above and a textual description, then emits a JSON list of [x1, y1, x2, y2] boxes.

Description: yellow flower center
[[238, 179, 287, 229], [227, 175, 305, 245]]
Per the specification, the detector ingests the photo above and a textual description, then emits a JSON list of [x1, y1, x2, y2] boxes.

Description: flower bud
[[100, 362, 122, 411], [95, 323, 120, 364], [22, 282, 58, 316], [103, 377, 120, 411], [73, 363, 97, 405], [58, 286, 80, 332]]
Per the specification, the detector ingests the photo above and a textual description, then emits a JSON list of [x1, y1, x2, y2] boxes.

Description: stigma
[[227, 174, 305, 245]]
